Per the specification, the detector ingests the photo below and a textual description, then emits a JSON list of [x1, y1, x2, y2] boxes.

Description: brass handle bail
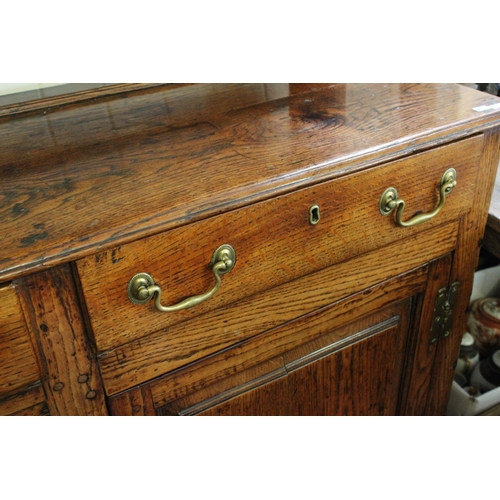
[[127, 244, 236, 312], [379, 168, 457, 227]]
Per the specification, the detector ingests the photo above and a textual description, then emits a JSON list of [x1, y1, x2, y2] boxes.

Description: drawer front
[[0, 284, 40, 398], [77, 135, 482, 353]]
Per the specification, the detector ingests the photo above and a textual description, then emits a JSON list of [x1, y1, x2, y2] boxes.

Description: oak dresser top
[[1, 83, 500, 281]]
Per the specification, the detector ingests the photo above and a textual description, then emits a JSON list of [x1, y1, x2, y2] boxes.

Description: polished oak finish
[[1, 83, 499, 282], [1, 83, 500, 416]]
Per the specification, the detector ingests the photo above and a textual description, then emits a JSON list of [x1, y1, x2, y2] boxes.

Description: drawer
[[77, 135, 482, 353], [0, 284, 40, 398]]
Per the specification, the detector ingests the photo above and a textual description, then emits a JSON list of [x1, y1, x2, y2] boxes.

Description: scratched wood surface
[[1, 83, 500, 282]]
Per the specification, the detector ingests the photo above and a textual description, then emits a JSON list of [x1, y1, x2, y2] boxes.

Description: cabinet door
[[196, 308, 409, 416]]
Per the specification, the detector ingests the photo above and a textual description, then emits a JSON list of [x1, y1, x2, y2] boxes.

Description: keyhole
[[309, 205, 320, 225]]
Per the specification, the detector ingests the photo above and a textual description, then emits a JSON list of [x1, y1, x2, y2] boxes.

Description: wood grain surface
[[153, 292, 416, 415], [483, 158, 500, 258], [1, 83, 499, 282], [0, 383, 47, 416], [0, 83, 174, 118], [114, 299, 412, 415], [438, 130, 500, 414], [16, 265, 108, 415], [0, 283, 40, 398]]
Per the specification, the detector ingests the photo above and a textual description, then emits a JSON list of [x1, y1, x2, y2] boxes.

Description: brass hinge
[[430, 281, 460, 345]]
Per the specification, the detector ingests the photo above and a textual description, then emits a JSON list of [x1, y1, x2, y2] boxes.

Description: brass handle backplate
[[379, 168, 457, 227], [127, 244, 236, 312]]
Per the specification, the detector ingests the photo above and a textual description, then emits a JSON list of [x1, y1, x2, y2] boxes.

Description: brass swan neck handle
[[379, 168, 457, 227], [127, 244, 236, 312]]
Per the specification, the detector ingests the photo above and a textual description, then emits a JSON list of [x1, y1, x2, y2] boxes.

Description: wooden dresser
[[1, 83, 500, 416]]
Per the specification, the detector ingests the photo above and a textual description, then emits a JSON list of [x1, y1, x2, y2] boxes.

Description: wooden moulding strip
[[0, 83, 172, 118]]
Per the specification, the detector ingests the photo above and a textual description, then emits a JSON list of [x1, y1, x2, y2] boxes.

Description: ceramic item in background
[[470, 350, 500, 393], [456, 331, 480, 376], [454, 372, 468, 388], [468, 297, 500, 356]]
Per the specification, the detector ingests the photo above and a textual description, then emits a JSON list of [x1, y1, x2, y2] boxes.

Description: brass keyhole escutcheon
[[309, 204, 321, 225]]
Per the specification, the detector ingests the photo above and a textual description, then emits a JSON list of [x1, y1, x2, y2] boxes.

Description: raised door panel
[[286, 319, 404, 416], [198, 377, 289, 416], [195, 312, 406, 416], [150, 297, 412, 416]]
